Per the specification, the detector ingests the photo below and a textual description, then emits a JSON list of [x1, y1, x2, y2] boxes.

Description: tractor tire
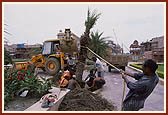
[[108, 66, 111, 72], [45, 58, 60, 76], [121, 66, 125, 71], [27, 63, 35, 72]]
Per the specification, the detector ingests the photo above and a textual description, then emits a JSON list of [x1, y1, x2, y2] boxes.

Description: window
[[42, 42, 52, 55]]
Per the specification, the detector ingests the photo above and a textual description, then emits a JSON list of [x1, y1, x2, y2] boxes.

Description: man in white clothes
[[92, 56, 104, 78]]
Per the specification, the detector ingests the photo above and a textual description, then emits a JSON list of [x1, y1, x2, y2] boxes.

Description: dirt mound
[[58, 88, 115, 111]]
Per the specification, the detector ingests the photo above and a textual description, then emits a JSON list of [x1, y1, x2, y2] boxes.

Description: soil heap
[[58, 88, 115, 111]]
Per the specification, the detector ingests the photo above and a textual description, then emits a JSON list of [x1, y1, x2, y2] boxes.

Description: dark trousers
[[95, 80, 105, 89], [87, 81, 93, 87], [122, 99, 142, 111]]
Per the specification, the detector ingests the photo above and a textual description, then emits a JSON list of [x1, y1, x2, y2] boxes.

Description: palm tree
[[75, 9, 101, 82], [88, 31, 110, 58]]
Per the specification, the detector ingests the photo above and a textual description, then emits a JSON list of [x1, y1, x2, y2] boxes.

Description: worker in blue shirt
[[121, 59, 159, 111]]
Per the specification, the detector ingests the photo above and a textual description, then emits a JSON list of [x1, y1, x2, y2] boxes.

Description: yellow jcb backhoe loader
[[14, 29, 79, 76]]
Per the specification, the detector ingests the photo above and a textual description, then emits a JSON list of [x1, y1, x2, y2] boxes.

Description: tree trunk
[[75, 62, 85, 81], [75, 33, 90, 82], [75, 9, 100, 83]]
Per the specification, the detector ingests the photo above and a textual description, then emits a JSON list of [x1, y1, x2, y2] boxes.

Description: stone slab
[[25, 87, 70, 111]]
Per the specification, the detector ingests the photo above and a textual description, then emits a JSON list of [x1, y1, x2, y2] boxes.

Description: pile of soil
[[58, 88, 115, 111]]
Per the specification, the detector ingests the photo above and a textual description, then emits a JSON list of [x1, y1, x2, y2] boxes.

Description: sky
[[3, 2, 165, 53]]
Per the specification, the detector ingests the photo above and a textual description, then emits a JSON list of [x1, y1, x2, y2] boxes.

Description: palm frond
[[85, 8, 101, 33], [88, 31, 110, 57]]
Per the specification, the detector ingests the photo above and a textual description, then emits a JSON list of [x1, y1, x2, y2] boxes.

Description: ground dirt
[[5, 96, 40, 111], [58, 88, 115, 111]]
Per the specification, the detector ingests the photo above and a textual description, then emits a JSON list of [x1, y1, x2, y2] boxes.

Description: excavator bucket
[[59, 29, 79, 55], [14, 62, 28, 72]]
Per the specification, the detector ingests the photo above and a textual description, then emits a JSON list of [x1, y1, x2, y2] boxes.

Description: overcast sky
[[3, 2, 165, 53]]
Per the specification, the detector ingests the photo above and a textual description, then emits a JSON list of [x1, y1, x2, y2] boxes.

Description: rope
[[121, 73, 126, 111], [82, 46, 126, 111], [85, 47, 121, 72]]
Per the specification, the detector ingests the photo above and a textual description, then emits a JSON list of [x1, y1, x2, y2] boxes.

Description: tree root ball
[[58, 88, 115, 111]]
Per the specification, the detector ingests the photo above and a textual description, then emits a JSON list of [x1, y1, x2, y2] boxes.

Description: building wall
[[136, 36, 164, 62], [152, 50, 164, 62], [5, 44, 42, 59], [129, 54, 143, 62], [144, 51, 153, 60], [4, 44, 17, 52], [129, 40, 141, 61], [151, 36, 164, 49]]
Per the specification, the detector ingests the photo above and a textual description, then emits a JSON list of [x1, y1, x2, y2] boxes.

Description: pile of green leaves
[[4, 69, 52, 108]]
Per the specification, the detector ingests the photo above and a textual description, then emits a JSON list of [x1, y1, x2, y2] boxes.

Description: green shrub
[[130, 64, 142, 70], [157, 64, 164, 72], [86, 61, 94, 65], [4, 48, 13, 65], [156, 71, 164, 79], [4, 69, 52, 109]]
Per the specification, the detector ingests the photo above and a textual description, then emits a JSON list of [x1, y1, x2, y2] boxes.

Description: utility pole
[[113, 28, 130, 53], [113, 29, 119, 45]]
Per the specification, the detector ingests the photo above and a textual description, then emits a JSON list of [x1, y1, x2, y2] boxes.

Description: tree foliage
[[88, 31, 110, 58], [85, 9, 101, 34], [4, 48, 13, 65]]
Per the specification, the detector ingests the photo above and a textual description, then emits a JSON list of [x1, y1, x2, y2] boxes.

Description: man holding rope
[[84, 47, 159, 111], [121, 59, 159, 111]]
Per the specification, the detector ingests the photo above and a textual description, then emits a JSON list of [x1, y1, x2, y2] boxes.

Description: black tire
[[41, 68, 46, 72], [121, 66, 125, 71], [45, 58, 60, 76], [108, 66, 111, 72], [27, 63, 35, 72]]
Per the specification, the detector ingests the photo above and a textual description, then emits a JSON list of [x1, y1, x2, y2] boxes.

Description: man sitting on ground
[[59, 70, 71, 88], [85, 69, 96, 87], [67, 75, 81, 90], [89, 73, 106, 91]]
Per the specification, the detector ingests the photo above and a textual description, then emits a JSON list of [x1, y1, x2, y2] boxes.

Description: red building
[[130, 36, 164, 62], [141, 36, 164, 62], [129, 40, 142, 61], [130, 40, 141, 55]]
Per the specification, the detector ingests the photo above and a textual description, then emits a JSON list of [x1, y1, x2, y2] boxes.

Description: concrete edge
[[25, 87, 70, 111], [127, 65, 164, 86]]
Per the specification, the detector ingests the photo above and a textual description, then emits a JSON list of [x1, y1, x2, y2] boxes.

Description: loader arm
[[28, 54, 46, 68]]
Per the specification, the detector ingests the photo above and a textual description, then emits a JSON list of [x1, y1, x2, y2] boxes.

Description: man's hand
[[120, 69, 135, 79], [120, 69, 125, 74], [121, 73, 126, 79], [121, 73, 129, 83]]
